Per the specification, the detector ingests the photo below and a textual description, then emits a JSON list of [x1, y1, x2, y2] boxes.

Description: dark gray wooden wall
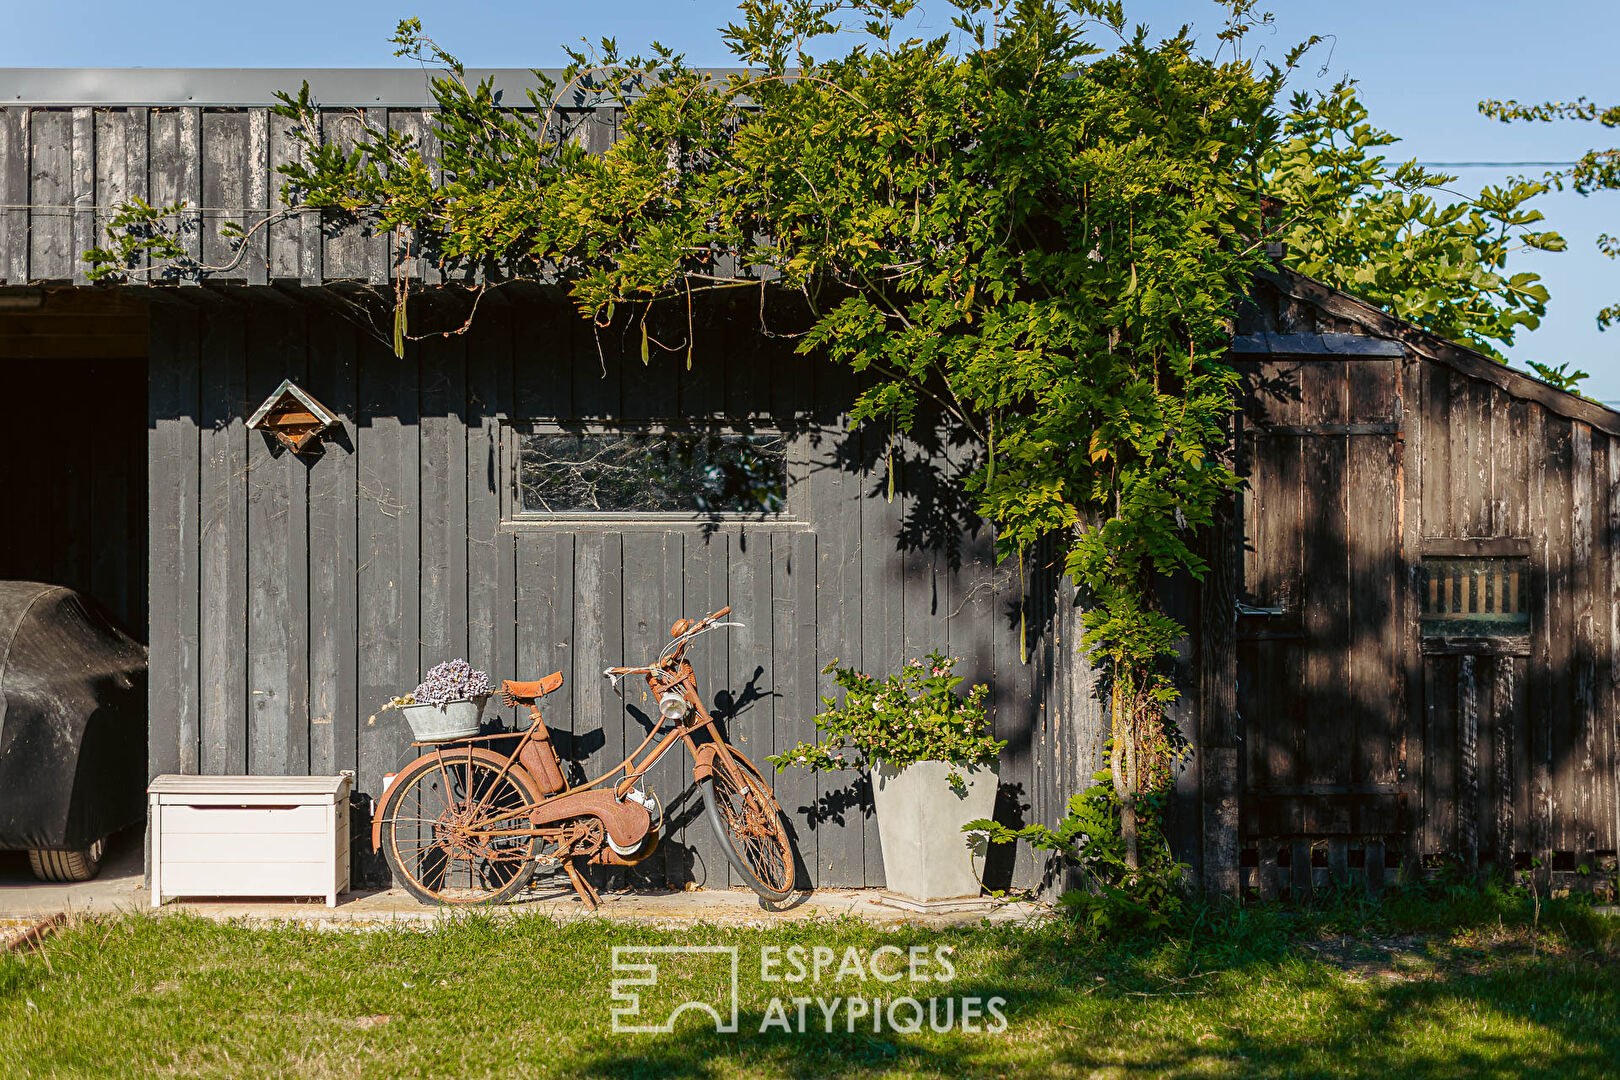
[[144, 285, 1089, 890], [0, 104, 617, 287]]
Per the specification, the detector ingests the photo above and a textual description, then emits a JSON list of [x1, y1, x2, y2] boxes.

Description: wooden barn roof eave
[[1257, 266, 1620, 439]]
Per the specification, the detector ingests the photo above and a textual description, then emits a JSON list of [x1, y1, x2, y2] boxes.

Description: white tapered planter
[[871, 760, 998, 905]]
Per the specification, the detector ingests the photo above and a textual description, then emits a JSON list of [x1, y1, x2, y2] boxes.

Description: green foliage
[[1525, 359, 1591, 392], [770, 652, 1001, 775], [1265, 84, 1564, 361], [83, 197, 194, 280], [969, 778, 1184, 935], [1481, 95, 1620, 332]]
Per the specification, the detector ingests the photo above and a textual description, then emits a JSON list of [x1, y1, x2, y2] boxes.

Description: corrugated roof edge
[[0, 67, 757, 107]]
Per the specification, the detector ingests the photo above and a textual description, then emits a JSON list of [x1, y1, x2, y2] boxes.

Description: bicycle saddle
[[500, 671, 564, 706]]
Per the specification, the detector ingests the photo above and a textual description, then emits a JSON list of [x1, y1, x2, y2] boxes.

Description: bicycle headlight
[[658, 691, 690, 721]]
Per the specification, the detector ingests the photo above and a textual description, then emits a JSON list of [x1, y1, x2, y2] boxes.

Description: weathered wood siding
[[1227, 274, 1620, 897], [0, 104, 621, 287], [144, 286, 1085, 889]]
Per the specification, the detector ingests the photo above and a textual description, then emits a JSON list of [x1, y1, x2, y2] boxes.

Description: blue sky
[[4, 0, 1617, 395]]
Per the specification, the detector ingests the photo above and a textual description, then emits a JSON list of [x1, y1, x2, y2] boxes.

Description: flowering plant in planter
[[770, 652, 1002, 778], [410, 659, 495, 706]]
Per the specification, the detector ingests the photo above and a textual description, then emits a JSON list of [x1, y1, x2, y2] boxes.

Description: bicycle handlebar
[[601, 607, 739, 681]]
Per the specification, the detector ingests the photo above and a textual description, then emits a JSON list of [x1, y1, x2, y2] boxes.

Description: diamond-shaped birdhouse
[[247, 379, 339, 453]]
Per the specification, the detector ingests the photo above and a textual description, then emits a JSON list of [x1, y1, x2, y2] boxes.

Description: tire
[[700, 749, 796, 901], [28, 838, 105, 883], [380, 746, 542, 905]]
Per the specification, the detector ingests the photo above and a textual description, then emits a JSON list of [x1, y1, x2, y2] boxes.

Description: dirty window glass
[[518, 429, 788, 515], [1419, 557, 1530, 637]]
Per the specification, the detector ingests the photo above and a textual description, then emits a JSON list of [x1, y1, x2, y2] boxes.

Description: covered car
[[0, 582, 147, 881]]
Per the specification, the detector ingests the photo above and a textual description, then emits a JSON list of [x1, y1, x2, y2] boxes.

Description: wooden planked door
[[1234, 353, 1405, 895]]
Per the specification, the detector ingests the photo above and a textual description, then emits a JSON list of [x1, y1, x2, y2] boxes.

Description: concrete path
[[0, 828, 1049, 930]]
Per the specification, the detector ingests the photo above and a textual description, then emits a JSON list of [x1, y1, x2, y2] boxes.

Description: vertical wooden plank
[[0, 108, 30, 282], [147, 108, 202, 280], [267, 108, 318, 282], [1348, 428, 1402, 791], [1365, 839, 1386, 897], [1290, 839, 1312, 901], [198, 294, 249, 774], [1545, 417, 1573, 856], [773, 530, 820, 890], [307, 307, 359, 778], [1257, 846, 1279, 901], [1607, 436, 1620, 859], [859, 425, 903, 886], [1201, 462, 1242, 900], [1420, 363, 1451, 537], [147, 299, 201, 776], [685, 531, 731, 887], [1423, 657, 1456, 858], [1466, 379, 1493, 537], [200, 110, 249, 280], [1528, 406, 1554, 874], [322, 109, 384, 281], [466, 292, 515, 692], [94, 108, 147, 279], [1447, 371, 1474, 538], [1571, 423, 1598, 858], [568, 531, 609, 789], [1493, 655, 1515, 865], [70, 108, 94, 285], [1300, 361, 1351, 794], [246, 293, 309, 776], [619, 530, 682, 886], [571, 298, 620, 420], [727, 526, 775, 887], [592, 531, 627, 891], [1328, 838, 1349, 886], [1458, 653, 1479, 873], [516, 531, 572, 755], [243, 109, 270, 285], [29, 109, 72, 281], [418, 333, 470, 672], [93, 110, 132, 282], [1400, 357, 1426, 880], [810, 376, 864, 887], [356, 334, 420, 848]]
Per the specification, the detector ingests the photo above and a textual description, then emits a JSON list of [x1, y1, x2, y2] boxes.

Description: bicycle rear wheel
[[700, 748, 796, 901], [381, 746, 541, 905]]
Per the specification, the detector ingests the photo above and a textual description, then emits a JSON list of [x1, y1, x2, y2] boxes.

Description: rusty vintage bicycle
[[368, 606, 797, 908]]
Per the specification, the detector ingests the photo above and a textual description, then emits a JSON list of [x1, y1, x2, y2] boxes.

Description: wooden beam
[[1420, 537, 1533, 558]]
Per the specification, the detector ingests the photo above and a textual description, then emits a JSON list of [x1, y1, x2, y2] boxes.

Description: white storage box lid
[[148, 774, 353, 804]]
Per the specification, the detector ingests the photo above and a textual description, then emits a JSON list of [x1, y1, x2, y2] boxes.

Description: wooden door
[[1234, 354, 1405, 896]]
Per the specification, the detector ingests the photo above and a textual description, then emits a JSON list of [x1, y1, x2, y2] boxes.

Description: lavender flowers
[[411, 659, 495, 708]]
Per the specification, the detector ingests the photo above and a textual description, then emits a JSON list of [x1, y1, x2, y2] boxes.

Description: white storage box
[[149, 774, 352, 907]]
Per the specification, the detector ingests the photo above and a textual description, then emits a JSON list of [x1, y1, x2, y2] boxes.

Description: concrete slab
[[0, 827, 1051, 931]]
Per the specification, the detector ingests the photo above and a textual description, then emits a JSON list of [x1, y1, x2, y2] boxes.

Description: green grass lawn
[[2, 888, 1619, 1079]]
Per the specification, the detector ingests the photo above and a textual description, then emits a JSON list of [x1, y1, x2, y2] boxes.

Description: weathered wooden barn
[[1, 70, 1616, 898]]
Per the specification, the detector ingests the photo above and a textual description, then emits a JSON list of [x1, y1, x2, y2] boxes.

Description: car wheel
[[27, 838, 105, 882]]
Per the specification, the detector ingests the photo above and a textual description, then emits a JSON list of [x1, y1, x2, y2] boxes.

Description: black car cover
[[0, 582, 147, 851]]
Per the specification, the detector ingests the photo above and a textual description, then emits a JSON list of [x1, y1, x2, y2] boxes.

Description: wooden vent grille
[[1419, 556, 1529, 636]]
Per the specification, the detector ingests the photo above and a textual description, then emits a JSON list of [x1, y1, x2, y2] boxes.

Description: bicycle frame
[[370, 605, 766, 908]]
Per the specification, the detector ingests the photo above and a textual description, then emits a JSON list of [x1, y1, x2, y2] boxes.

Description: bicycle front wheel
[[381, 746, 541, 905], [700, 749, 797, 901]]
